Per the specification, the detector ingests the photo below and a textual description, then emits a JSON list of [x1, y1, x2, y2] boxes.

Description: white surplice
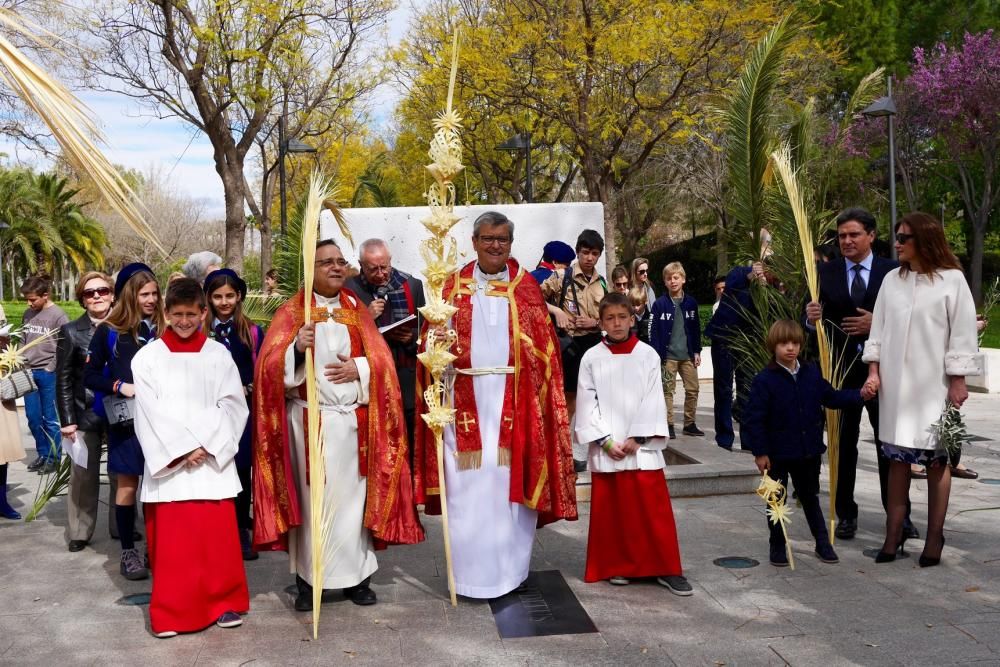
[[285, 292, 377, 589], [443, 264, 537, 599], [133, 339, 248, 502], [575, 340, 670, 473]]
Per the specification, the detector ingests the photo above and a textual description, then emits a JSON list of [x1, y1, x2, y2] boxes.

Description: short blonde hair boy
[[662, 261, 686, 282], [627, 286, 647, 308]]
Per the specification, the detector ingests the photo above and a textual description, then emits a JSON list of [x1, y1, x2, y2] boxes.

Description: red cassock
[[584, 470, 684, 582], [145, 499, 249, 633]]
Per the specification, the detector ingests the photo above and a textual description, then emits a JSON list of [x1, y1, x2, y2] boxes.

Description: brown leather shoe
[[951, 465, 979, 480]]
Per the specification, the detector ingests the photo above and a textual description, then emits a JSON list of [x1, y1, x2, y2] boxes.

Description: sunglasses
[[637, 269, 648, 275], [895, 232, 915, 244], [82, 287, 112, 299], [614, 281, 629, 288]]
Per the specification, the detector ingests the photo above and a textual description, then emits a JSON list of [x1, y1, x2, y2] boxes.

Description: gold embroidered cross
[[458, 412, 477, 433], [502, 415, 514, 430]]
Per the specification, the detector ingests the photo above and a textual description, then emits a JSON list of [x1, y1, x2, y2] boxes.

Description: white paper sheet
[[63, 435, 88, 469]]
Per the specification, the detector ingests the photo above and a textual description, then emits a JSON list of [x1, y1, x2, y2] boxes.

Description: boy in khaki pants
[[650, 262, 702, 438]]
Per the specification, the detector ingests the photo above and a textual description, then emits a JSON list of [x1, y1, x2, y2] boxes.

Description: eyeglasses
[[895, 232, 915, 244], [363, 264, 390, 274], [316, 258, 349, 269], [477, 236, 511, 246], [82, 287, 112, 299]]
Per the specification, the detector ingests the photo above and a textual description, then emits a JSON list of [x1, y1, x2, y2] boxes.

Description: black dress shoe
[[344, 582, 377, 606], [667, 425, 676, 439], [834, 518, 857, 540], [67, 540, 88, 552], [26, 457, 44, 472], [37, 461, 58, 475]]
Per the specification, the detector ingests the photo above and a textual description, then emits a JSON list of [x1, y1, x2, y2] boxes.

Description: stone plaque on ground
[[489, 570, 598, 639]]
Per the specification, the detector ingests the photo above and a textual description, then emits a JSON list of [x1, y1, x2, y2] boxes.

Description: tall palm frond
[[724, 13, 798, 265], [0, 9, 165, 257]]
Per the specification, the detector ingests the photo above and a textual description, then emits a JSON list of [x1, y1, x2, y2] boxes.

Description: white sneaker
[[153, 630, 178, 639], [609, 576, 630, 586]]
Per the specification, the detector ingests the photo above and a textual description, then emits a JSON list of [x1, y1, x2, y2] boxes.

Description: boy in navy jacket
[[650, 262, 702, 438], [743, 320, 875, 567]]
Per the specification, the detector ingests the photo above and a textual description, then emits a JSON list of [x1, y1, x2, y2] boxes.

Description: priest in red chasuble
[[414, 211, 578, 599], [253, 240, 424, 611]]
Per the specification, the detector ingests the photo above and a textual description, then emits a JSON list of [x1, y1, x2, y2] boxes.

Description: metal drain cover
[[713, 556, 759, 568], [979, 478, 1000, 485]]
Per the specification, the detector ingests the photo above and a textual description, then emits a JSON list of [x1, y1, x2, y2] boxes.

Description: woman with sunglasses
[[84, 263, 165, 580], [611, 265, 631, 295], [863, 213, 980, 567], [56, 272, 134, 552], [631, 257, 656, 306]]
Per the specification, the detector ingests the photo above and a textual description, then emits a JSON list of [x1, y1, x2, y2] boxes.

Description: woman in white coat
[[863, 212, 980, 567]]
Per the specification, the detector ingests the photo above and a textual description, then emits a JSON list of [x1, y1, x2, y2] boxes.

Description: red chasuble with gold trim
[[252, 288, 425, 551], [413, 259, 578, 527]]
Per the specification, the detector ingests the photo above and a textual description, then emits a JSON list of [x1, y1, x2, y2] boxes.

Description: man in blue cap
[[530, 241, 575, 285]]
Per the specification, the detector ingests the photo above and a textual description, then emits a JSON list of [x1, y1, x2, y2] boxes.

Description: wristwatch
[[633, 436, 648, 444]]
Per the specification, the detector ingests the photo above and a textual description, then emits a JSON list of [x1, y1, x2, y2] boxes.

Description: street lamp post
[[861, 76, 898, 259], [496, 133, 533, 203], [278, 99, 318, 236]]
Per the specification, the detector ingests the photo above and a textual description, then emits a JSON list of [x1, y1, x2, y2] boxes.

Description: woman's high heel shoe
[[875, 536, 908, 563], [919, 537, 945, 568]]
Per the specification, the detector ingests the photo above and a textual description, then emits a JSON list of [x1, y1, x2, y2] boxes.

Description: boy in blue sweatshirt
[[743, 320, 876, 566], [650, 262, 702, 438]]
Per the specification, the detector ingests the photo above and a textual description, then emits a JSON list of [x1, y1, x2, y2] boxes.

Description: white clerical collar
[[313, 292, 341, 307], [474, 263, 508, 282], [845, 252, 873, 273]]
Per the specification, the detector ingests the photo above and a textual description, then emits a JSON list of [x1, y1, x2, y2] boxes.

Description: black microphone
[[374, 285, 390, 300]]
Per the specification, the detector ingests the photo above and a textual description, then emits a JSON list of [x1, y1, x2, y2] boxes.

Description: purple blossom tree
[[908, 31, 1000, 302]]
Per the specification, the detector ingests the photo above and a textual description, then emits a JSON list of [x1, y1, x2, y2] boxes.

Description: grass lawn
[[1, 300, 84, 326]]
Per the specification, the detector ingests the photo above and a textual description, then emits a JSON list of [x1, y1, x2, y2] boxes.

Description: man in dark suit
[[345, 238, 426, 449], [806, 208, 916, 541]]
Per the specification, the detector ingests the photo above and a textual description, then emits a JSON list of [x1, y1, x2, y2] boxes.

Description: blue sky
[[0, 2, 416, 220]]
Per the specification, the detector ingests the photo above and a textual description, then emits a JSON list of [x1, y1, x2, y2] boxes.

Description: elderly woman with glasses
[[631, 257, 656, 306], [863, 212, 980, 568], [56, 271, 135, 552]]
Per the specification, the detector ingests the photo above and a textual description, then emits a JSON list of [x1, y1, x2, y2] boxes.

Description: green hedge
[[644, 232, 721, 305], [1, 301, 84, 326]]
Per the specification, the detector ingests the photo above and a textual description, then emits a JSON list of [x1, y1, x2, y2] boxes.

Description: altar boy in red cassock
[[132, 278, 250, 638], [576, 292, 692, 596]]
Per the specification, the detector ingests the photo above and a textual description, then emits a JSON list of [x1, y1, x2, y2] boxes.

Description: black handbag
[[102, 393, 136, 427]]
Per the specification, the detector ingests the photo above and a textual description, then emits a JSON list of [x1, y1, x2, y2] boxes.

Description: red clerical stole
[[251, 288, 424, 552], [413, 259, 578, 527]]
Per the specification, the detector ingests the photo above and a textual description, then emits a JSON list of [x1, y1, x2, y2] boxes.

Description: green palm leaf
[[724, 13, 798, 265]]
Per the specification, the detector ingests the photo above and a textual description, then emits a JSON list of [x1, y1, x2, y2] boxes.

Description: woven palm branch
[[416, 29, 463, 607], [0, 9, 165, 256]]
